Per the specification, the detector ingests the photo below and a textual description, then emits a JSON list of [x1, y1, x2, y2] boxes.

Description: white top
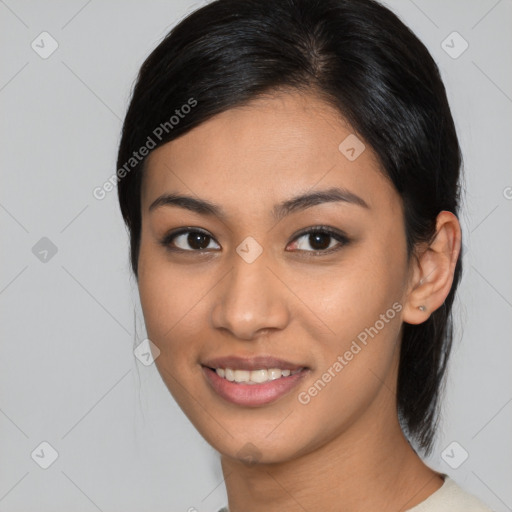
[[407, 475, 493, 511], [216, 475, 493, 512]]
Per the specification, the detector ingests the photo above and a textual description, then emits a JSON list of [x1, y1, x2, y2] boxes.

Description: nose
[[211, 251, 290, 341]]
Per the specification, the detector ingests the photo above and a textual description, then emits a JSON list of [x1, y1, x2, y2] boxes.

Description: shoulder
[[407, 475, 494, 512]]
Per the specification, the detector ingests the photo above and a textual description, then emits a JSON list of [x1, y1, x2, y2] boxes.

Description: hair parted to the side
[[117, 0, 463, 456]]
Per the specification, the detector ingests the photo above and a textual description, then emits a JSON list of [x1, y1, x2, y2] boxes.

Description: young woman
[[117, 0, 493, 510]]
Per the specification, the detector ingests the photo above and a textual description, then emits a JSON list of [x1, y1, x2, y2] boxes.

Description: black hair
[[117, 0, 463, 455]]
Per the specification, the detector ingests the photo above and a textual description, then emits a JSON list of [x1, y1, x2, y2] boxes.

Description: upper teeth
[[215, 368, 301, 384]]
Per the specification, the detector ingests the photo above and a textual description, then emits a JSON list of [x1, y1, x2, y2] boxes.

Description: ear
[[403, 211, 462, 325]]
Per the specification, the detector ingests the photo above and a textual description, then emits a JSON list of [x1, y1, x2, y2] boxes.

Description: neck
[[220, 387, 444, 512]]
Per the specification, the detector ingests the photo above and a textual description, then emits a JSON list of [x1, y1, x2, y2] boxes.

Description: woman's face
[[138, 91, 413, 463]]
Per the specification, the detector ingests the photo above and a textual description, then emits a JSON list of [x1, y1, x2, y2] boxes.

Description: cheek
[[137, 242, 205, 363], [312, 245, 407, 335], [137, 260, 213, 422], [300, 231, 408, 384], [288, 254, 406, 442]]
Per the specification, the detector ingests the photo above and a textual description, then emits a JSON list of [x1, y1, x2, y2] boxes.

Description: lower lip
[[202, 366, 309, 407]]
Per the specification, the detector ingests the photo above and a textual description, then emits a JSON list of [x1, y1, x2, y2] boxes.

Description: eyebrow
[[148, 186, 369, 221]]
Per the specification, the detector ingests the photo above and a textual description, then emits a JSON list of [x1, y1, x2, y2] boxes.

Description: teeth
[[214, 367, 301, 384], [234, 370, 250, 383], [250, 369, 269, 383], [268, 368, 282, 380]]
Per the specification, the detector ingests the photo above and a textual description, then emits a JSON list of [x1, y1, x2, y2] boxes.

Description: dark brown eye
[[308, 232, 332, 250], [161, 229, 221, 251], [187, 232, 212, 250], [288, 227, 349, 253]]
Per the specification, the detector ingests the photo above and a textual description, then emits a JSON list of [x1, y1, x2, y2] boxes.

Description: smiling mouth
[[201, 364, 310, 406]]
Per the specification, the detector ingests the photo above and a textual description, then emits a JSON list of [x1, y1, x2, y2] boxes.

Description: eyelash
[[159, 225, 351, 256]]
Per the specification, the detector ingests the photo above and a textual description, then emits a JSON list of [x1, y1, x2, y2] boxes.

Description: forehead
[[141, 91, 397, 216]]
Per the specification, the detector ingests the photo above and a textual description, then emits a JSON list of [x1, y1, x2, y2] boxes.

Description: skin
[[137, 90, 461, 512]]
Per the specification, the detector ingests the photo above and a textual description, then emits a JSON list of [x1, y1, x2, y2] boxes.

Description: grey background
[[1, 0, 511, 511]]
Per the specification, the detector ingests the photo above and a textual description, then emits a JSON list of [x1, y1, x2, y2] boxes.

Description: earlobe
[[403, 211, 461, 325]]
